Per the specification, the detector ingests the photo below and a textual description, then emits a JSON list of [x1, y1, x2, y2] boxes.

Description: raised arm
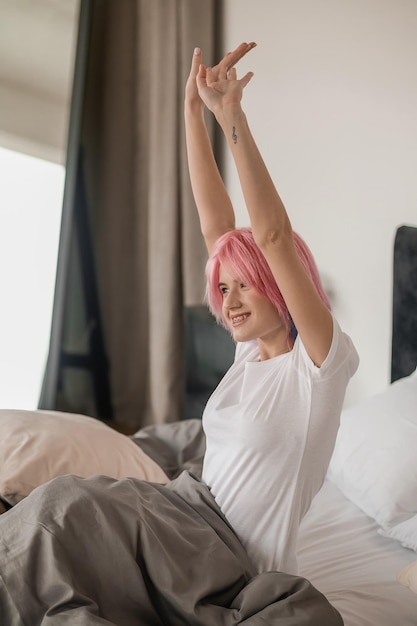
[[196, 54, 333, 366], [184, 43, 255, 254]]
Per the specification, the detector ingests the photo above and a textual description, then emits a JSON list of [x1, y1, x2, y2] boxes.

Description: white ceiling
[[0, 0, 80, 104]]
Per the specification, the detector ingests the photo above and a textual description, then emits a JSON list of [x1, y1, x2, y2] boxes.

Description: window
[[0, 146, 64, 408]]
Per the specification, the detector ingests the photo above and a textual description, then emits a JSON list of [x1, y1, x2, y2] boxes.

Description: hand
[[196, 58, 254, 116], [185, 42, 256, 113]]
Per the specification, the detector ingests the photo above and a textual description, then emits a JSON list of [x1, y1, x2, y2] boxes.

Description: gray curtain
[[40, 0, 219, 429]]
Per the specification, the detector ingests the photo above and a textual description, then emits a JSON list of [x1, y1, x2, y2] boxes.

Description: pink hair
[[205, 227, 331, 338]]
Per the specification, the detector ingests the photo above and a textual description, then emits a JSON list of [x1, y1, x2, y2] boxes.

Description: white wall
[[0, 81, 68, 164], [0, 0, 79, 164], [221, 0, 417, 406]]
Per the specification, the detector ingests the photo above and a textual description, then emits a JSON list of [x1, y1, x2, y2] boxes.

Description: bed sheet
[[298, 478, 417, 626], [0, 472, 343, 625]]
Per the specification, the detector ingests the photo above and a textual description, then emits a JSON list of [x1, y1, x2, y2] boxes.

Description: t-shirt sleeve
[[295, 313, 359, 380]]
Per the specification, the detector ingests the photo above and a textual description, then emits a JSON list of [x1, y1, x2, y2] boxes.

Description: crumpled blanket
[[0, 470, 343, 625]]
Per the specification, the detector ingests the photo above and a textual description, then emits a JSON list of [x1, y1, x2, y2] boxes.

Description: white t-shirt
[[201, 314, 359, 575]]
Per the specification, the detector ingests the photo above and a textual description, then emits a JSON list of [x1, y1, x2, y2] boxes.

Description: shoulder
[[294, 313, 359, 378]]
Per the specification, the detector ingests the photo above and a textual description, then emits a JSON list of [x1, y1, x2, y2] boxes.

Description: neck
[[257, 335, 293, 361]]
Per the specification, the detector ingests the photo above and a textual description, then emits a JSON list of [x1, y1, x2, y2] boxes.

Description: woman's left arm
[[197, 62, 333, 366]]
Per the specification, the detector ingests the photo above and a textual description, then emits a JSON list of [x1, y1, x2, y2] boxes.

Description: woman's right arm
[[184, 44, 255, 254]]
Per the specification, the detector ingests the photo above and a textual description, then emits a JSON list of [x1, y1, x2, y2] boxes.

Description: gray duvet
[[0, 420, 343, 625]]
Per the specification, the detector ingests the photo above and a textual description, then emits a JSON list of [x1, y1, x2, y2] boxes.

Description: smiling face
[[218, 265, 289, 359]]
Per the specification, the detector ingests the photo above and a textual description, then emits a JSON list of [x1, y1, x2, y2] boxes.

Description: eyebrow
[[218, 279, 243, 288]]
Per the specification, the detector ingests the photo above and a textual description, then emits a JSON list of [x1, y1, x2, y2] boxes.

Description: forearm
[[215, 104, 292, 247], [184, 106, 235, 252]]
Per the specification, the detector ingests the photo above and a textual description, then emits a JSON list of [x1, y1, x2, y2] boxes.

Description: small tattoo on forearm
[[232, 126, 237, 144]]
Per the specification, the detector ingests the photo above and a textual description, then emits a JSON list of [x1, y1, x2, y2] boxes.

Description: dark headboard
[[391, 225, 417, 382]]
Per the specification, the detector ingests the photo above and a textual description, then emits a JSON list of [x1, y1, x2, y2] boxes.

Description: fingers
[[240, 71, 254, 88], [224, 41, 257, 70], [192, 41, 256, 81], [227, 67, 237, 81], [204, 66, 216, 87], [194, 44, 254, 99], [218, 63, 228, 81], [196, 63, 208, 89], [189, 46, 202, 77]]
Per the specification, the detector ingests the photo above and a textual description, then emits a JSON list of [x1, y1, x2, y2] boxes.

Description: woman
[[0, 44, 352, 626], [184, 42, 359, 575]]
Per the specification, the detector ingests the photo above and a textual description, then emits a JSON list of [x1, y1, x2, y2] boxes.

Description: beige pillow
[[0, 409, 168, 506], [397, 560, 417, 594]]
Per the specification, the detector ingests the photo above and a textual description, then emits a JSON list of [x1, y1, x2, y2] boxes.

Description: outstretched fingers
[[240, 71, 254, 88], [223, 41, 257, 71], [189, 46, 202, 77], [192, 41, 256, 86]]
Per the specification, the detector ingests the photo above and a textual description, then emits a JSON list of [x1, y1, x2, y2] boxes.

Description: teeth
[[232, 314, 248, 325]]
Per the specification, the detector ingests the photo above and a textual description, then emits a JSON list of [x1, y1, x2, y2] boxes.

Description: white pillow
[[380, 514, 417, 552], [0, 409, 168, 506], [327, 368, 417, 530]]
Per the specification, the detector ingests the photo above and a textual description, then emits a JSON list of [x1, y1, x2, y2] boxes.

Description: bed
[[297, 224, 417, 625], [0, 225, 417, 625]]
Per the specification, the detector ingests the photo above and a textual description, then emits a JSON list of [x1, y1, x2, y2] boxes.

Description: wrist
[[184, 99, 204, 117], [215, 104, 246, 132]]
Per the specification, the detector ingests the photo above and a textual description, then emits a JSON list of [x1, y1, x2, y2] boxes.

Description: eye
[[240, 282, 248, 289], [219, 285, 229, 295]]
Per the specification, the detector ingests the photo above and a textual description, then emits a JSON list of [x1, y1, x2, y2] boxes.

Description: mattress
[[298, 478, 417, 626]]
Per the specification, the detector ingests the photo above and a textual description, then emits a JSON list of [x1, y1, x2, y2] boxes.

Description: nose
[[223, 288, 241, 310]]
